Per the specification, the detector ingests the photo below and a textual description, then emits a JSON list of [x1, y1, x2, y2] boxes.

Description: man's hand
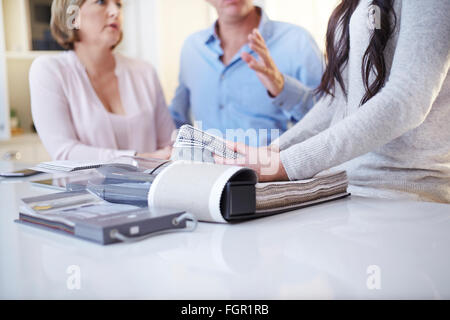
[[213, 141, 289, 182], [241, 29, 285, 97]]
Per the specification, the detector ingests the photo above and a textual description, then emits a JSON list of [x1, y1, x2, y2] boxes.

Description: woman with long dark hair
[[216, 0, 450, 203]]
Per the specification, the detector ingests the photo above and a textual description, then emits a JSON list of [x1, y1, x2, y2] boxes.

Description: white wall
[[118, 0, 161, 68], [0, 0, 10, 140], [2, 0, 30, 52], [157, 0, 212, 103], [119, 0, 212, 103], [265, 0, 338, 51]]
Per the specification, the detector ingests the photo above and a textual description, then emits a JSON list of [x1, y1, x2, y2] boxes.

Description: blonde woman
[[30, 0, 175, 161]]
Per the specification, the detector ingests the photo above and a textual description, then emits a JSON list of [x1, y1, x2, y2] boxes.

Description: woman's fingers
[[234, 141, 252, 155], [213, 154, 235, 165], [220, 140, 252, 156], [214, 141, 256, 166], [214, 145, 289, 183]]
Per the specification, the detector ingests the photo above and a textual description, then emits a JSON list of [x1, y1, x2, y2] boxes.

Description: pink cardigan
[[29, 51, 175, 161]]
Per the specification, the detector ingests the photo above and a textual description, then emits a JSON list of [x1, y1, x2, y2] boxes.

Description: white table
[[1, 161, 449, 299]]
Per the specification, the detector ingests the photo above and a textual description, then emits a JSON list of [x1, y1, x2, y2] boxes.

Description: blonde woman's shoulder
[[29, 51, 75, 81]]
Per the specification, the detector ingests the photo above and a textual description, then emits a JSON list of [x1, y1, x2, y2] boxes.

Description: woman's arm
[[271, 93, 336, 151], [29, 56, 135, 161], [280, 0, 450, 180]]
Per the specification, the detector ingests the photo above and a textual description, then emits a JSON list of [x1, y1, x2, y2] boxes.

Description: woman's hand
[[137, 146, 173, 160], [213, 141, 289, 182], [241, 29, 285, 97]]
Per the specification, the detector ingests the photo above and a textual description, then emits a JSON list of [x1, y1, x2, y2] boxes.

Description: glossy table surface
[[1, 161, 449, 299]]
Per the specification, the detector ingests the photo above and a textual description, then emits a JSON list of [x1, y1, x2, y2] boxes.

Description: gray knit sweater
[[275, 0, 450, 203]]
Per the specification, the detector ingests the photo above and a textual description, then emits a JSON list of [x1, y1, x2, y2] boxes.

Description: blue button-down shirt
[[169, 9, 323, 146]]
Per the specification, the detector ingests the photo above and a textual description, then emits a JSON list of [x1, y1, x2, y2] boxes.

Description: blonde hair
[[50, 0, 123, 50]]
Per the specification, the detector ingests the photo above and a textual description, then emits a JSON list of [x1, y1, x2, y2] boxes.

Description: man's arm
[[169, 80, 192, 129], [168, 41, 192, 129], [270, 32, 323, 122]]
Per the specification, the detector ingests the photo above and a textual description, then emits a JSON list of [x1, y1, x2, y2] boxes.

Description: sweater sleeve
[[271, 93, 336, 151], [29, 56, 135, 161], [280, 0, 450, 180]]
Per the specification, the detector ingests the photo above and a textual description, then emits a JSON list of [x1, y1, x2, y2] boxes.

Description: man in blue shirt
[[169, 0, 323, 146]]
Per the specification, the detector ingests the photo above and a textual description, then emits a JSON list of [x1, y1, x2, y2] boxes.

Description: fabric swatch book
[[255, 170, 349, 215], [17, 191, 196, 245]]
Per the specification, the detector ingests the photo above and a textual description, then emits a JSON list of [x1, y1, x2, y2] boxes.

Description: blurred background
[[0, 0, 337, 163]]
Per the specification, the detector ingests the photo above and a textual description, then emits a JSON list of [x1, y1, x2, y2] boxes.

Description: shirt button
[[219, 104, 224, 110]]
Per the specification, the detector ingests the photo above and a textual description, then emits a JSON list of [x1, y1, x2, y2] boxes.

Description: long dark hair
[[316, 0, 397, 105]]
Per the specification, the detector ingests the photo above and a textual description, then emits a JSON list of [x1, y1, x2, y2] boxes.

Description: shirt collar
[[204, 6, 273, 45]]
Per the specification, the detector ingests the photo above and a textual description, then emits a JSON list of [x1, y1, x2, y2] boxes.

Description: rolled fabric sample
[[148, 161, 255, 223]]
